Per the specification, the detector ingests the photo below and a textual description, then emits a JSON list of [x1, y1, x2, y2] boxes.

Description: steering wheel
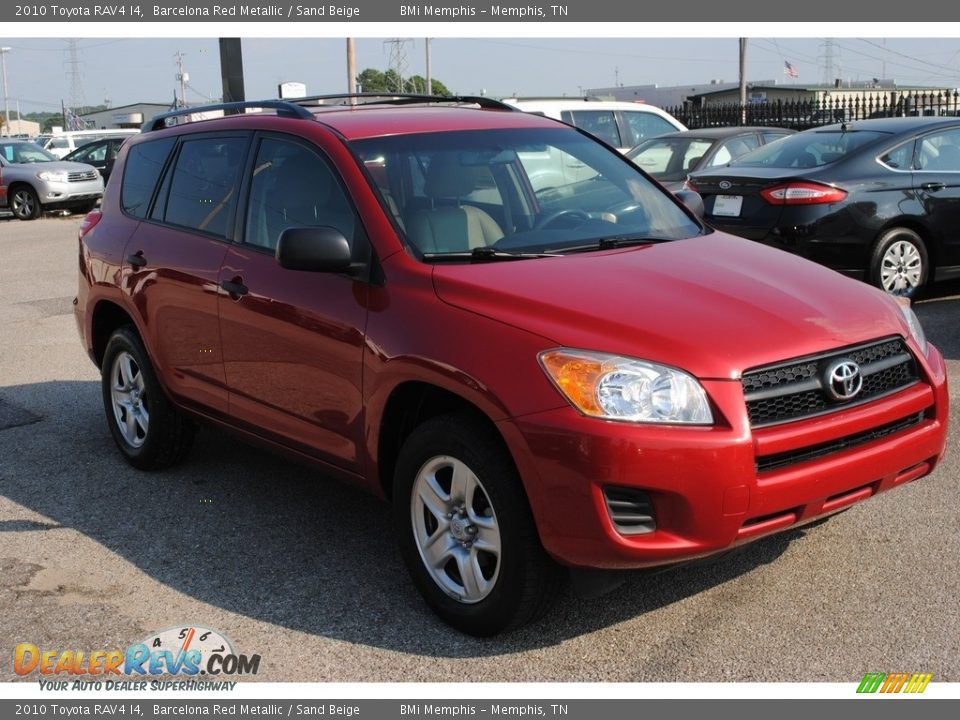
[[534, 208, 592, 230]]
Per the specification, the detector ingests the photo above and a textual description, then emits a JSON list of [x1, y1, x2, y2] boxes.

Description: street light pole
[[0, 47, 11, 137]]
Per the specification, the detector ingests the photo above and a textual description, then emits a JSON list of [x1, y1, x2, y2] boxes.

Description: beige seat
[[405, 154, 503, 253]]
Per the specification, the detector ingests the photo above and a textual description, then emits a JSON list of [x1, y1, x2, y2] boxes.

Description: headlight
[[37, 170, 68, 183], [897, 301, 928, 355], [539, 349, 713, 424]]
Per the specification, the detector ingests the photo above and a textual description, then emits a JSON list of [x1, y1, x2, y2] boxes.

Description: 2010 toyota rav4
[[74, 96, 949, 636]]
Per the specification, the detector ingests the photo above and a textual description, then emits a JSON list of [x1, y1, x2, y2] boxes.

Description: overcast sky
[[1, 36, 959, 115]]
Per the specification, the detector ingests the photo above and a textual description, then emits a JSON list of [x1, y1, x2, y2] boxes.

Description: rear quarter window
[[121, 137, 176, 219]]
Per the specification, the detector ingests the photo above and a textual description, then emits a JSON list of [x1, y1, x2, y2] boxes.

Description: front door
[[218, 134, 369, 471]]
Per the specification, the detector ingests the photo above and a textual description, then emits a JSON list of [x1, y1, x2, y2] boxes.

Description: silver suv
[[0, 139, 104, 220]]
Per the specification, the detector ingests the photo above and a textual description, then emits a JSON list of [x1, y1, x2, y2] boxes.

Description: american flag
[[784, 61, 799, 78]]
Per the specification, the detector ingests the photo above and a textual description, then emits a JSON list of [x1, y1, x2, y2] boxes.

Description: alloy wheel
[[879, 239, 923, 296], [410, 455, 502, 603], [109, 350, 150, 448]]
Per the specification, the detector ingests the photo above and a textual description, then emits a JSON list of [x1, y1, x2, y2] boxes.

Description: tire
[[101, 326, 195, 470], [393, 413, 563, 636], [9, 185, 41, 221], [869, 227, 929, 297]]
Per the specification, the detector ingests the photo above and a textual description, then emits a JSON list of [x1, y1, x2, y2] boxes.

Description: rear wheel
[[10, 185, 41, 221], [869, 227, 929, 297], [393, 413, 563, 636], [101, 326, 195, 470]]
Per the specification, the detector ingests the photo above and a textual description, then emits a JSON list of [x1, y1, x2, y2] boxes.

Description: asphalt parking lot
[[1, 214, 958, 683]]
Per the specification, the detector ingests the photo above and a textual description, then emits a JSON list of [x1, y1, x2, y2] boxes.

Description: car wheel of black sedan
[[869, 227, 929, 297], [10, 185, 41, 221]]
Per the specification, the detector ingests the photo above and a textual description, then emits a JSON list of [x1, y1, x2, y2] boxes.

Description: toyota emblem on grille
[[719, 180, 732, 190], [823, 358, 863, 401]]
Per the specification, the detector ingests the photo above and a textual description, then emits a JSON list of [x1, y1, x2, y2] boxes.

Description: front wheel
[[10, 185, 41, 220], [101, 326, 195, 470], [869, 227, 929, 297], [393, 414, 563, 636]]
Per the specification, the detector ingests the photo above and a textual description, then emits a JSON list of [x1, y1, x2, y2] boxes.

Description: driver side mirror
[[674, 189, 705, 220], [276, 226, 353, 273]]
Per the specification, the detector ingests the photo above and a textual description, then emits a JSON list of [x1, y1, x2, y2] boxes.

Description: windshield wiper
[[558, 236, 674, 253], [422, 247, 561, 263]]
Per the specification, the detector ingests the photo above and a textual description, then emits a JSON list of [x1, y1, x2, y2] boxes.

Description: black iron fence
[[665, 91, 960, 130]]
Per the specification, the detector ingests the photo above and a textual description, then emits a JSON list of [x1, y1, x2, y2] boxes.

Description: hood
[[432, 233, 909, 379], [8, 160, 99, 173]]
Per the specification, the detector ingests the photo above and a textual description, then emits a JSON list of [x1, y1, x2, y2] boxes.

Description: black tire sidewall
[[12, 186, 41, 221], [100, 327, 176, 470], [393, 415, 553, 636], [870, 227, 929, 295]]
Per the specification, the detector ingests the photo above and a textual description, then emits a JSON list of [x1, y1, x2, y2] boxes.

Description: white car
[[501, 97, 686, 152], [34, 129, 140, 159]]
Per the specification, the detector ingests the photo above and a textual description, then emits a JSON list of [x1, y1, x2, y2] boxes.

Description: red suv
[[75, 96, 949, 636]]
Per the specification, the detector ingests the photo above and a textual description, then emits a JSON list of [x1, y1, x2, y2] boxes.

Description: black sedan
[[689, 117, 960, 296], [62, 135, 132, 185], [627, 126, 794, 192]]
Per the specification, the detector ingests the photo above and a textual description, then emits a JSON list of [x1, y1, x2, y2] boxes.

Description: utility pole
[[175, 51, 187, 109], [346, 38, 357, 98], [425, 38, 432, 95], [739, 38, 748, 123], [0, 47, 10, 136]]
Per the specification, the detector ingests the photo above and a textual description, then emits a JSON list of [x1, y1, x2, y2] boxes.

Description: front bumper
[[38, 178, 104, 207], [500, 344, 948, 570]]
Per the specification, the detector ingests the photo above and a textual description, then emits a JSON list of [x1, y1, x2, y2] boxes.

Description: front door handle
[[220, 278, 249, 297], [921, 182, 946, 192], [126, 252, 147, 268]]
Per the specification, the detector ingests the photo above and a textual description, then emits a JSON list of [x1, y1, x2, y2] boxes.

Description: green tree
[[356, 67, 451, 96]]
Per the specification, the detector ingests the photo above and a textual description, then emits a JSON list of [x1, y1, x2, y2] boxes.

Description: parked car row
[[74, 94, 948, 636], [688, 117, 960, 297], [1, 132, 136, 220]]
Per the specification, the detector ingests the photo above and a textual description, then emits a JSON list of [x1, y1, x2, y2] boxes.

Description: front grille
[[603, 487, 656, 535], [742, 338, 919, 427], [67, 170, 99, 182], [756, 412, 924, 473]]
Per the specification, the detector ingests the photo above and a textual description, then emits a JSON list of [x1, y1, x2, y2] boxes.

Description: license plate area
[[712, 194, 743, 217]]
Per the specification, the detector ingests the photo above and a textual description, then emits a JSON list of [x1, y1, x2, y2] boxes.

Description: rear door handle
[[126, 252, 147, 268], [220, 278, 249, 297], [921, 182, 946, 192]]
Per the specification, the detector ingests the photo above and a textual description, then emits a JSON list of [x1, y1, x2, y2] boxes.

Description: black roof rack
[[292, 93, 517, 111], [142, 100, 314, 132]]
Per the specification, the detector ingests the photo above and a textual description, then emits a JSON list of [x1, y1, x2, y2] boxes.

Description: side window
[[622, 112, 677, 144], [916, 129, 960, 171], [121, 137, 176, 219], [73, 142, 108, 163], [48, 137, 70, 150], [244, 138, 355, 251], [564, 110, 622, 148], [879, 141, 915, 170], [162, 137, 247, 238]]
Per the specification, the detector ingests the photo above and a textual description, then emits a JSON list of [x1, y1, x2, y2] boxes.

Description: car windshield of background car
[[733, 130, 889, 169]]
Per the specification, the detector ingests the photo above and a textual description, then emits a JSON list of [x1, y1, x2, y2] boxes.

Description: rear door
[[217, 133, 369, 471], [122, 132, 249, 415]]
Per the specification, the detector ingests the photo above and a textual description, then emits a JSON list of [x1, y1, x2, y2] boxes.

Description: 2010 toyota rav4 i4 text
[[74, 95, 949, 636]]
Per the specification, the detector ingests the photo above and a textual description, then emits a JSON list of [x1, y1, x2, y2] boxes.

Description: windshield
[[732, 130, 888, 169], [0, 142, 59, 164], [351, 127, 702, 257], [628, 137, 714, 181]]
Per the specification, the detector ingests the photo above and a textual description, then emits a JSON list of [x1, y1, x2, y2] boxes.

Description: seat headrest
[[423, 153, 480, 198]]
